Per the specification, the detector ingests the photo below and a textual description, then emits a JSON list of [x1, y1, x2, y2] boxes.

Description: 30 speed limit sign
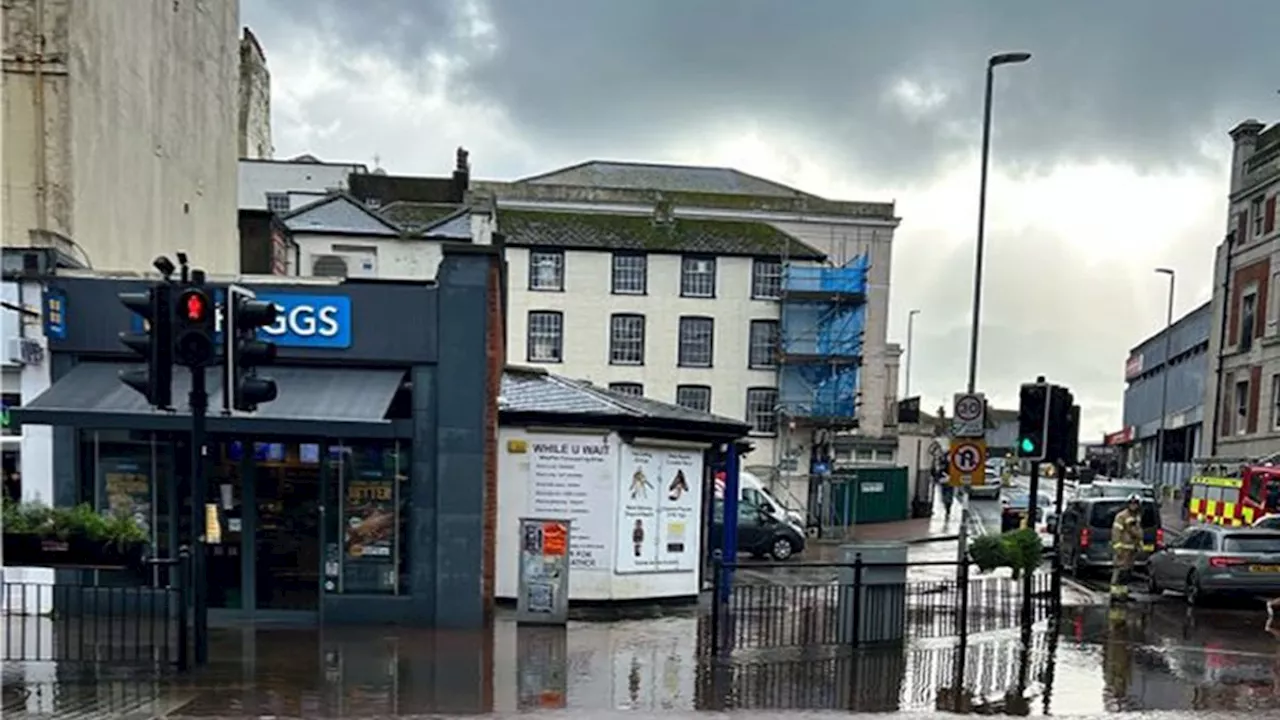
[[948, 439, 988, 488]]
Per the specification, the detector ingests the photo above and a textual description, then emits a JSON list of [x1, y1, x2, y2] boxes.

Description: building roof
[[497, 208, 824, 259], [500, 366, 749, 436], [517, 160, 820, 199], [378, 201, 464, 233], [281, 192, 404, 236]]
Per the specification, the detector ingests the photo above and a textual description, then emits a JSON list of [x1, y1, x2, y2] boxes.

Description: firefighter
[[1110, 493, 1143, 602]]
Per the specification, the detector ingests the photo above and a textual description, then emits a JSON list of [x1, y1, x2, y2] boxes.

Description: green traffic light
[[1019, 437, 1035, 453]]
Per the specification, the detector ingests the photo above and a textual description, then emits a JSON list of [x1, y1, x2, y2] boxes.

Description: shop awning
[[12, 362, 409, 438]]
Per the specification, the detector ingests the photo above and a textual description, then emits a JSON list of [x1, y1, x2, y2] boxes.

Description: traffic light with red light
[[118, 284, 173, 407], [224, 285, 279, 412], [173, 286, 216, 368]]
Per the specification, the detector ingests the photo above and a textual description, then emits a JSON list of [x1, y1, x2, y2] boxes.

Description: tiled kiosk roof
[[497, 208, 824, 259], [500, 366, 749, 441]]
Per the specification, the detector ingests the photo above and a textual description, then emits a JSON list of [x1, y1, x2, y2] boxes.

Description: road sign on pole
[[951, 392, 987, 438], [948, 439, 988, 488]]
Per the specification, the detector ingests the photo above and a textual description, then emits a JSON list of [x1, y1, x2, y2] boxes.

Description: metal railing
[[707, 557, 1056, 657], [1, 550, 190, 670], [694, 629, 1058, 712]]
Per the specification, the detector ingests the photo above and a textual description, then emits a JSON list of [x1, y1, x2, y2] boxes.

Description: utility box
[[516, 517, 571, 625], [836, 541, 909, 644]]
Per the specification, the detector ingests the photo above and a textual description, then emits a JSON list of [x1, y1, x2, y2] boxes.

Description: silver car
[[1146, 525, 1280, 605]]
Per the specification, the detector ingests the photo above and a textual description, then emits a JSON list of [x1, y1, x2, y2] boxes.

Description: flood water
[[6, 601, 1280, 718]]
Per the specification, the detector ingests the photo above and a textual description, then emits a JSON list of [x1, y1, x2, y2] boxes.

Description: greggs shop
[[11, 248, 500, 628]]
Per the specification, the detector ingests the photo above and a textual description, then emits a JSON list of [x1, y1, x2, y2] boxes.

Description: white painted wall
[[239, 160, 364, 211], [495, 427, 708, 602], [3, 279, 55, 613], [506, 247, 785, 464], [4, 0, 240, 273], [293, 233, 445, 281]]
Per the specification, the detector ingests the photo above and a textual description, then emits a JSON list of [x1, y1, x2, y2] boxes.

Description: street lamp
[[905, 309, 920, 397], [1155, 268, 1176, 487], [965, 50, 1032, 394]]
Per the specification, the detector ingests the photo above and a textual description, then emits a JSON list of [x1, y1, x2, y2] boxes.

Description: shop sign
[[526, 435, 614, 570], [615, 444, 703, 575], [129, 291, 352, 349], [1125, 353, 1144, 380]]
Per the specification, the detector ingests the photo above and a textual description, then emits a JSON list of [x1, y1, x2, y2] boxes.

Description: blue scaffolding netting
[[778, 255, 869, 420]]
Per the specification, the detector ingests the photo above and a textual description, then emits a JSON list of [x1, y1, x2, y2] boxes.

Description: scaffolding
[[776, 254, 869, 424]]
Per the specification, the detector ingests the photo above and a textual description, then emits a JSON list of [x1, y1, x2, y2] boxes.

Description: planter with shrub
[[2, 501, 148, 569], [968, 528, 1043, 579]]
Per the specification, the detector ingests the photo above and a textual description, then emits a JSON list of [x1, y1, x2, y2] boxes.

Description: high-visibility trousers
[[1111, 545, 1135, 598]]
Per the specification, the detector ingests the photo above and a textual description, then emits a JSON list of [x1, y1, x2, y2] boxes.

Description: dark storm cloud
[[249, 0, 1280, 182]]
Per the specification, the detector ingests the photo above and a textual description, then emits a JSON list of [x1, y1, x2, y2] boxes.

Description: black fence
[[707, 558, 1057, 656], [1, 553, 189, 670], [694, 626, 1059, 712]]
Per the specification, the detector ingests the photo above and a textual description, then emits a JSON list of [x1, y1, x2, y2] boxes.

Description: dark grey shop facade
[[13, 248, 501, 629]]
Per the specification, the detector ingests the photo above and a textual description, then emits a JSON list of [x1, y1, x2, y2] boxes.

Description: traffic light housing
[[1017, 382, 1049, 461], [224, 287, 279, 412], [173, 286, 216, 368], [1045, 385, 1075, 464], [118, 284, 173, 407], [1062, 404, 1081, 466]]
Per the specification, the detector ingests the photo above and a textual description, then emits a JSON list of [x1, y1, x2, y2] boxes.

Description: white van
[[715, 470, 807, 529]]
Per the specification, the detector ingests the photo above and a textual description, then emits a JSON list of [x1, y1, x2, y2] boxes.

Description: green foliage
[[968, 528, 1044, 578], [3, 498, 146, 547]]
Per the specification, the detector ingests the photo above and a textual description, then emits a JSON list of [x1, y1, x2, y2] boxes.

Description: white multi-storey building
[[479, 162, 901, 505]]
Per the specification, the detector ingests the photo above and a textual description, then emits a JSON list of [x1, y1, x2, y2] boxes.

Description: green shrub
[[968, 528, 1043, 578], [3, 498, 146, 547]]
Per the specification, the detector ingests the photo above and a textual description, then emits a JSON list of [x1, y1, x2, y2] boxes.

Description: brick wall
[[481, 254, 505, 620]]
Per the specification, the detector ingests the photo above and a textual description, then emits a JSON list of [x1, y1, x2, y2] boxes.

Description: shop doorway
[[207, 441, 323, 621], [254, 443, 322, 612]]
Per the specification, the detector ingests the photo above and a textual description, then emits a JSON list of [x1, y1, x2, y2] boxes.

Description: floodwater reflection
[[10, 606, 1280, 717]]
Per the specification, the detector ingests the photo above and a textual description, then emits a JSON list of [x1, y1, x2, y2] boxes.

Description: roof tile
[[497, 209, 823, 259]]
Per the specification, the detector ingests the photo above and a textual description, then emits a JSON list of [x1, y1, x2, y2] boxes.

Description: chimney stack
[[452, 147, 471, 203]]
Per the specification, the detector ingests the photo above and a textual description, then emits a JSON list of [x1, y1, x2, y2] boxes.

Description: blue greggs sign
[[131, 291, 352, 349]]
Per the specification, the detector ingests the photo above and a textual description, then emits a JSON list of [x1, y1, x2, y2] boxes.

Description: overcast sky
[[243, 0, 1280, 440]]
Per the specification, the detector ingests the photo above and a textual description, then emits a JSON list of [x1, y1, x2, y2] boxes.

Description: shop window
[[78, 430, 170, 586], [328, 441, 410, 596]]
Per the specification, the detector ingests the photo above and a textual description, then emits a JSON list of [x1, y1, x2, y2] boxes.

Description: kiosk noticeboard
[[516, 517, 571, 625]]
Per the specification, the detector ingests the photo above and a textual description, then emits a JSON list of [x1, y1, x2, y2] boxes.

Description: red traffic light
[[180, 290, 208, 323]]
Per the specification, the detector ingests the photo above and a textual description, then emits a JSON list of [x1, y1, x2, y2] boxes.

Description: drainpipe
[[32, 0, 50, 233], [1210, 245, 1232, 457]]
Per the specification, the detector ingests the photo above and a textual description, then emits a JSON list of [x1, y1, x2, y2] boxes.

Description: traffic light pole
[[1022, 460, 1040, 631], [189, 365, 209, 665]]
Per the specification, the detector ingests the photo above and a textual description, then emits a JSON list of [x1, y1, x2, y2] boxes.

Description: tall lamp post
[[966, 51, 1032, 394], [956, 53, 1030, 687], [1155, 268, 1176, 488], [905, 309, 920, 398]]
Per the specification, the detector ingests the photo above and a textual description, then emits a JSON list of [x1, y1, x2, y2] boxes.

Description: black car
[[709, 501, 806, 560], [1000, 490, 1053, 532]]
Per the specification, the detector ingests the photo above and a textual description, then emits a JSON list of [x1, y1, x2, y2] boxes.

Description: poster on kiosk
[[614, 445, 703, 574]]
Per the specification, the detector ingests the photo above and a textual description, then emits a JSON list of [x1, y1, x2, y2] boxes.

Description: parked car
[[1000, 490, 1055, 532], [1147, 525, 1280, 605], [1056, 497, 1163, 577], [709, 501, 807, 561], [1074, 480, 1157, 502], [968, 463, 1002, 501]]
